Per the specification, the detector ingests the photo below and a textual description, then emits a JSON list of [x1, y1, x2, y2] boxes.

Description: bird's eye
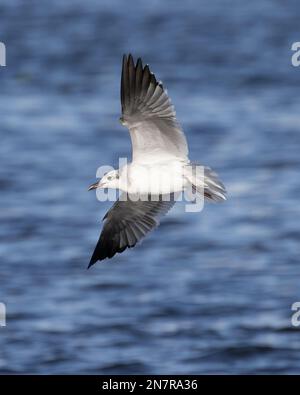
[[107, 176, 112, 181]]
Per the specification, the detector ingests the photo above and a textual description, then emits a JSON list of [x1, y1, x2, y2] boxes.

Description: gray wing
[[88, 193, 175, 267], [120, 54, 189, 164]]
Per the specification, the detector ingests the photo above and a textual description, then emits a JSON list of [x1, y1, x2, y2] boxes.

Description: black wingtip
[[143, 64, 150, 74], [123, 54, 140, 67], [128, 55, 135, 76], [136, 57, 143, 67], [128, 53, 134, 63], [87, 258, 96, 269], [87, 248, 102, 269]]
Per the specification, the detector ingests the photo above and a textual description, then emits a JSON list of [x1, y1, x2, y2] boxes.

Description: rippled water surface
[[1, 0, 300, 374]]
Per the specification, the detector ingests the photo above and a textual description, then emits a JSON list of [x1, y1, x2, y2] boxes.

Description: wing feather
[[121, 54, 189, 164], [88, 193, 175, 266]]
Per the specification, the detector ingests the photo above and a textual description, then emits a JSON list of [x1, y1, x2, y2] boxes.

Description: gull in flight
[[88, 54, 226, 267]]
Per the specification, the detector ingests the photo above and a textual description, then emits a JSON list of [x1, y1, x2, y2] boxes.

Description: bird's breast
[[122, 162, 187, 195]]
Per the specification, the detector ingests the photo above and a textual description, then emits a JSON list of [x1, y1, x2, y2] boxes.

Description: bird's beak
[[88, 181, 102, 191]]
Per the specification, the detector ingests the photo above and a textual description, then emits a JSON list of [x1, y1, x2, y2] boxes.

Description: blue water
[[1, 0, 300, 374]]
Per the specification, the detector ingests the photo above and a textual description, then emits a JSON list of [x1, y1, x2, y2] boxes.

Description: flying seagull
[[88, 54, 226, 267]]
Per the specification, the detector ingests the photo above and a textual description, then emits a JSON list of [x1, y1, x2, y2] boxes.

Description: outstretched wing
[[88, 193, 175, 267], [121, 54, 189, 164]]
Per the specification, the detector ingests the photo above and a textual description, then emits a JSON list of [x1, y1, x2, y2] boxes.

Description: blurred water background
[[1, 0, 300, 374]]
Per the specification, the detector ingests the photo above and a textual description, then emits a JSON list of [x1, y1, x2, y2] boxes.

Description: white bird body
[[118, 160, 188, 195]]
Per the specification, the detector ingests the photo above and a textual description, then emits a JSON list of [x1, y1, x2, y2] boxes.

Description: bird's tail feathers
[[185, 163, 227, 203]]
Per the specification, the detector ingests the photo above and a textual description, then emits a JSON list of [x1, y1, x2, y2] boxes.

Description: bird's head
[[88, 170, 120, 191]]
